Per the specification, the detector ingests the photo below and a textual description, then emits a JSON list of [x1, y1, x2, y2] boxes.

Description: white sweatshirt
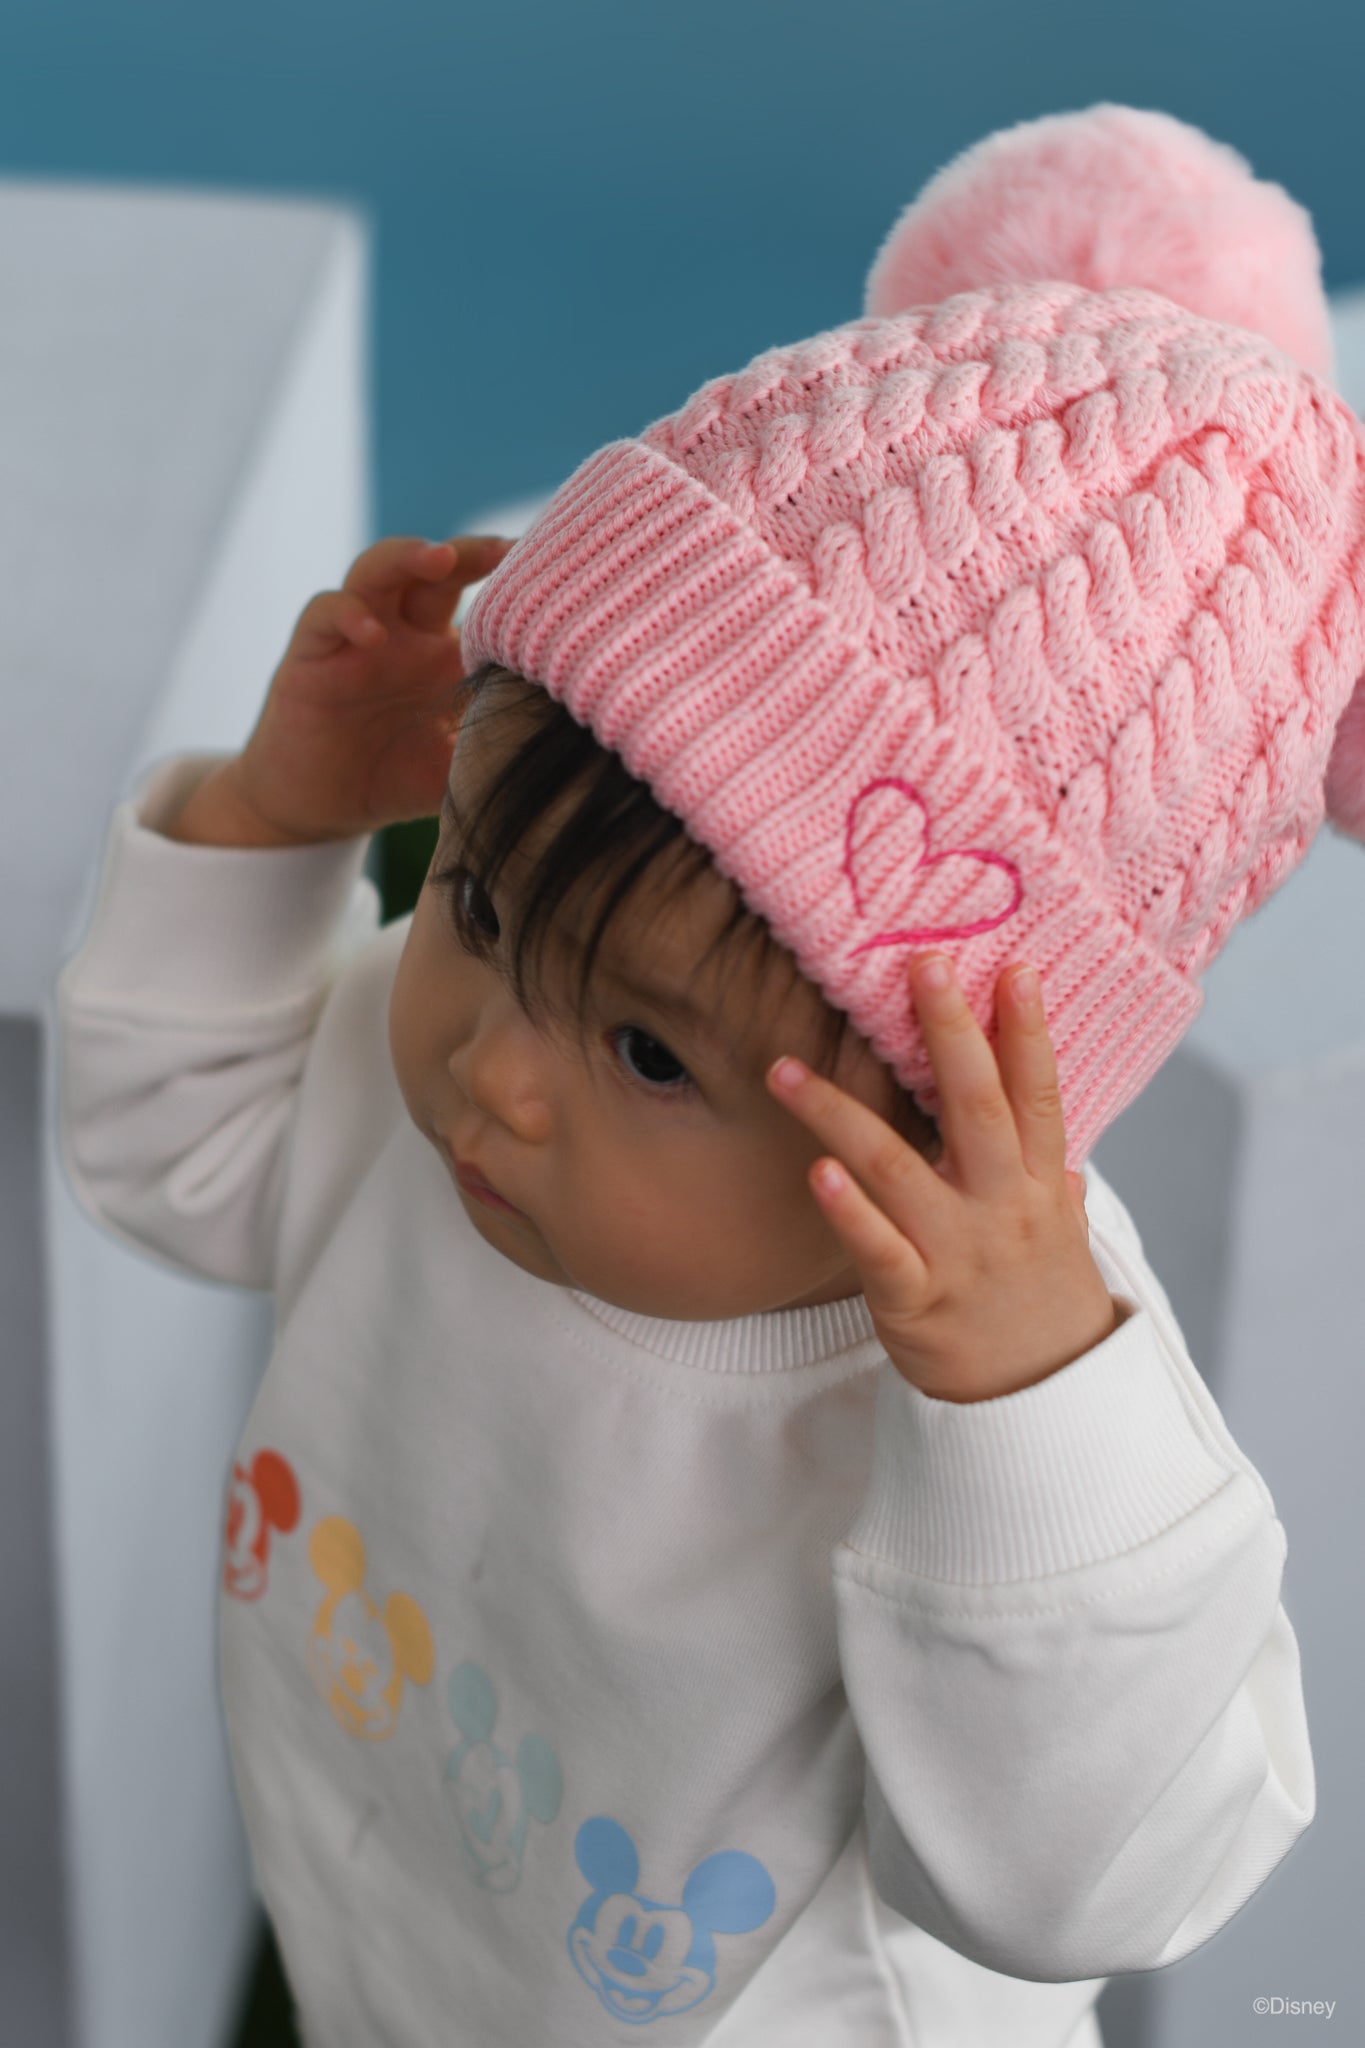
[[54, 751, 1315, 2048]]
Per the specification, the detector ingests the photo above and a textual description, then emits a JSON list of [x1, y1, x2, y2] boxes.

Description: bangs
[[433, 660, 941, 1156]]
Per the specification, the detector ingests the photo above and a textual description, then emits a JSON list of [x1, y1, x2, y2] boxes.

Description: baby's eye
[[430, 859, 500, 946], [608, 1024, 695, 1097], [428, 859, 697, 1099], [455, 870, 500, 940]]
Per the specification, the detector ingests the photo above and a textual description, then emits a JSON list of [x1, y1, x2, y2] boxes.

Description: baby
[[58, 103, 1363, 2048]]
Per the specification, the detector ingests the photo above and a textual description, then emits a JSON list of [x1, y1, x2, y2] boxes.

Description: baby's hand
[[226, 534, 516, 843], [766, 954, 1120, 1404]]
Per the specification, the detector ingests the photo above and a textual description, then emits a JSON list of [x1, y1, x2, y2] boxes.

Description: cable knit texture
[[461, 105, 1365, 1168]]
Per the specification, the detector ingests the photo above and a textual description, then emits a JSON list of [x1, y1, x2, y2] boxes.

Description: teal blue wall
[[3, 0, 1361, 539]]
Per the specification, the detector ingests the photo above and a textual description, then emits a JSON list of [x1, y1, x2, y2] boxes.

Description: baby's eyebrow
[[595, 961, 732, 1050]]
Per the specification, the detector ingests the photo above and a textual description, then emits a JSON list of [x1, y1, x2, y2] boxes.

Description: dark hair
[[430, 660, 942, 1160]]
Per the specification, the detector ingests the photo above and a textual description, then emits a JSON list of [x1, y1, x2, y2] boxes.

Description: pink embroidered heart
[[842, 777, 1022, 956]]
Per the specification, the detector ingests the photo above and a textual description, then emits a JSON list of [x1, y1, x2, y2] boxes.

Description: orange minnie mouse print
[[306, 1516, 435, 1740], [223, 1448, 301, 1601]]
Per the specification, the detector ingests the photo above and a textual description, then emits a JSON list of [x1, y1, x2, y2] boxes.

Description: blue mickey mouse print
[[567, 1817, 776, 2025], [443, 1661, 563, 1892]]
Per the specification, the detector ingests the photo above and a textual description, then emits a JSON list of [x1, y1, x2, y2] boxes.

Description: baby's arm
[[831, 1173, 1314, 1982], [56, 750, 378, 1290], [56, 533, 512, 1290]]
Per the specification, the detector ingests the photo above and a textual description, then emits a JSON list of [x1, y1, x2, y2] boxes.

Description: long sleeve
[[830, 1169, 1314, 1985], [55, 751, 382, 1292]]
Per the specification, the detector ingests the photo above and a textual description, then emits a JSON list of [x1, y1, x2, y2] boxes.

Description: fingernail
[[916, 955, 952, 993], [769, 1057, 807, 1091], [1012, 967, 1040, 1003]]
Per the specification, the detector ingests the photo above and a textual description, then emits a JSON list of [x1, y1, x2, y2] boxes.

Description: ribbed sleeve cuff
[[65, 753, 379, 1014], [838, 1300, 1243, 1585]]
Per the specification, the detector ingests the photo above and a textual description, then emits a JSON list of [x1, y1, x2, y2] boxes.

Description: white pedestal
[[1093, 290, 1365, 2048], [3, 178, 371, 2048]]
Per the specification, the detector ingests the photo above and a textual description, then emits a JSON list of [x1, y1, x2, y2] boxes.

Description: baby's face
[[389, 691, 916, 1319]]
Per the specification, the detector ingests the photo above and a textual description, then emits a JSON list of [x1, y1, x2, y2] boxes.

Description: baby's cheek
[[387, 919, 442, 1119], [699, 1147, 825, 1261]]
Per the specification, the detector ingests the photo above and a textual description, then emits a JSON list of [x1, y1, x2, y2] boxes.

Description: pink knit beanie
[[461, 104, 1365, 1169]]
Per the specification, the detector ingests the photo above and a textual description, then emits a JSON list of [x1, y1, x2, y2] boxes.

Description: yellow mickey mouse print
[[307, 1516, 434, 1740]]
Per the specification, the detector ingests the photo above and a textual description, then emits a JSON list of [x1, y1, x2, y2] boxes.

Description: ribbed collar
[[562, 1284, 883, 1374]]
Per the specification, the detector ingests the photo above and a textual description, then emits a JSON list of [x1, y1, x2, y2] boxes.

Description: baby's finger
[[1066, 1169, 1089, 1235], [806, 1153, 931, 1306], [340, 536, 449, 611], [908, 952, 1023, 1194], [765, 1057, 952, 1245], [993, 963, 1069, 1186], [401, 534, 516, 633], [290, 588, 387, 660]]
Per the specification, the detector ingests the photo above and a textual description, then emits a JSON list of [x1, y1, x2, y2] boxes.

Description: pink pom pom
[[864, 103, 1334, 381], [1325, 673, 1365, 845]]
